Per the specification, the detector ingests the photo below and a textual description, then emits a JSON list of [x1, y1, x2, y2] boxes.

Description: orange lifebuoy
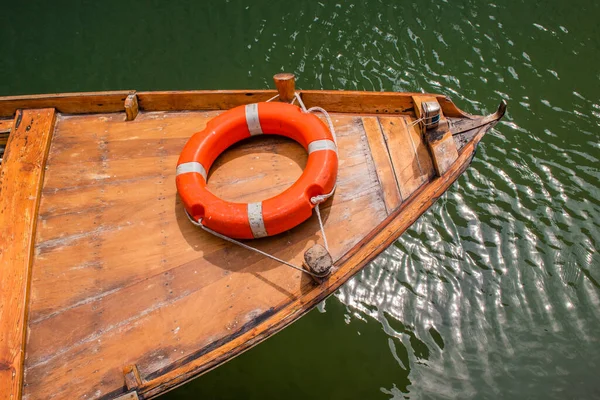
[[176, 102, 338, 239]]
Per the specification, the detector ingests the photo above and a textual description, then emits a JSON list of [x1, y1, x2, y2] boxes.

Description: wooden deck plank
[[29, 115, 381, 318], [361, 116, 403, 213], [26, 190, 384, 399], [0, 108, 56, 400], [378, 116, 434, 200], [24, 112, 388, 399]]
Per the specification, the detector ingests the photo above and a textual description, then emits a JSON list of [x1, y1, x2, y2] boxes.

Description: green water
[[2, 1, 599, 398]]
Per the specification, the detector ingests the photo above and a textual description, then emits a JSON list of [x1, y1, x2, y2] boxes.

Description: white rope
[[310, 185, 336, 205], [265, 94, 279, 102], [409, 116, 440, 128], [185, 211, 327, 278], [294, 92, 308, 112], [313, 204, 329, 252]]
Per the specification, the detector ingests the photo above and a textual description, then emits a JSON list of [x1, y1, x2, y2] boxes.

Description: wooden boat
[[0, 74, 506, 400]]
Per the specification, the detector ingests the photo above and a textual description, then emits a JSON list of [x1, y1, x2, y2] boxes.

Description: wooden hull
[[0, 90, 505, 399]]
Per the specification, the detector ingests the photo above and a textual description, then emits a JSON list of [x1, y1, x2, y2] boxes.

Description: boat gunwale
[[0, 89, 474, 119]]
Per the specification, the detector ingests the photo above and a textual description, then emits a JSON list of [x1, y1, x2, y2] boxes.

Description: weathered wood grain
[[300, 90, 414, 114], [0, 109, 56, 400], [24, 111, 387, 399], [0, 92, 131, 118], [0, 90, 475, 119], [427, 129, 460, 176], [378, 116, 434, 200], [0, 119, 13, 133], [361, 116, 402, 212], [136, 91, 277, 111]]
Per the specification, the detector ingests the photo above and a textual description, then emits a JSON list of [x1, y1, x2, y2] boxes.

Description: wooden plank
[[46, 111, 223, 165], [136, 90, 278, 111], [449, 100, 507, 135], [114, 392, 139, 400], [300, 90, 414, 114], [0, 108, 56, 400], [378, 116, 434, 200], [361, 116, 402, 213], [426, 130, 459, 176], [0, 91, 131, 118]]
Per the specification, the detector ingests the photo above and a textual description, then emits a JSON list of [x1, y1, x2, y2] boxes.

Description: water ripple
[[7, 0, 596, 398]]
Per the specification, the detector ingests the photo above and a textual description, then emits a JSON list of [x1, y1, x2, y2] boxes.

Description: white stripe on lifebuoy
[[308, 139, 337, 154], [245, 103, 263, 136], [176, 162, 207, 180], [247, 202, 268, 238]]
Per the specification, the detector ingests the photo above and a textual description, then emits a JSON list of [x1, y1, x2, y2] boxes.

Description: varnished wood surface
[[136, 91, 277, 112], [0, 90, 503, 399], [0, 90, 468, 117], [378, 116, 435, 199], [0, 109, 56, 400], [0, 92, 131, 118], [361, 117, 402, 213], [24, 109, 441, 399]]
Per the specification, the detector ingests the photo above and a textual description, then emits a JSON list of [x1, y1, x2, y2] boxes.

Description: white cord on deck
[[185, 211, 326, 278], [293, 92, 338, 145], [313, 204, 329, 252]]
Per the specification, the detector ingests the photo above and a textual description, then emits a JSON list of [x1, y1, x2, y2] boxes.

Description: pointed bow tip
[[496, 99, 508, 119]]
